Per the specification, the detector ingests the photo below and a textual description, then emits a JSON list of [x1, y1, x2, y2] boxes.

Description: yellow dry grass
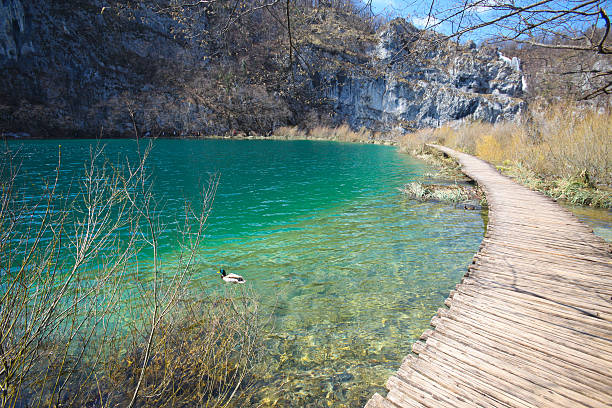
[[273, 124, 377, 143], [399, 103, 612, 207]]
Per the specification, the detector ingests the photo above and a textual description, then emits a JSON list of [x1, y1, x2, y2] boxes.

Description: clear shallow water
[[560, 203, 612, 243], [7, 139, 486, 406]]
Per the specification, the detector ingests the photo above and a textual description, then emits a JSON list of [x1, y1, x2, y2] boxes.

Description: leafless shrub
[[0, 141, 266, 407], [0, 143, 140, 407]]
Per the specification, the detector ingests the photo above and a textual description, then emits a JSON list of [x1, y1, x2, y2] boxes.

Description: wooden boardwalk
[[366, 145, 612, 408]]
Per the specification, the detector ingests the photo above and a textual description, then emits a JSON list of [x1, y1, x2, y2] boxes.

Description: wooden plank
[[460, 270, 612, 314], [481, 233, 612, 259], [477, 244, 612, 268], [449, 290, 612, 350], [467, 264, 612, 296], [399, 355, 514, 408], [469, 256, 612, 287], [454, 284, 612, 336], [431, 312, 612, 385], [366, 145, 612, 408], [420, 336, 600, 408], [480, 238, 612, 265], [440, 305, 612, 374], [487, 219, 605, 239], [365, 393, 403, 408], [462, 269, 612, 306], [486, 222, 610, 245], [456, 278, 612, 328], [387, 374, 472, 408], [431, 316, 612, 400], [413, 342, 543, 408], [425, 331, 610, 407], [385, 377, 441, 408]]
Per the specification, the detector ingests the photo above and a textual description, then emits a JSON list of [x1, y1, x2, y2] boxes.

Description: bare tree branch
[[416, 0, 611, 99]]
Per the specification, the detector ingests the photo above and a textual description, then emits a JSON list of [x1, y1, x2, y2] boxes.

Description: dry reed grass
[[399, 103, 612, 207], [400, 182, 477, 204], [273, 124, 377, 143], [96, 290, 266, 408]]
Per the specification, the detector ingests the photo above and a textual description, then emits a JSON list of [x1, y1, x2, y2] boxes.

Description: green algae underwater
[[6, 138, 487, 407]]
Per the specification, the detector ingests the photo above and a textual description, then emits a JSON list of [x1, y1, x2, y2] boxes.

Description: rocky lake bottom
[[6, 138, 610, 407]]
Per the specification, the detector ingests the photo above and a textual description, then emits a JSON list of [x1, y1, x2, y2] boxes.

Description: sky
[[359, 0, 514, 42], [360, 0, 606, 44], [364, 0, 452, 29]]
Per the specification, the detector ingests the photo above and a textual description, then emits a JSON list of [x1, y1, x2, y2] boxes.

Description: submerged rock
[[332, 372, 354, 383]]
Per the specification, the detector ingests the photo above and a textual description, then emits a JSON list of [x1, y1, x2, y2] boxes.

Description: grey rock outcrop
[[317, 19, 525, 132], [0, 0, 293, 138], [0, 0, 32, 60], [0, 5, 525, 138], [0, 0, 230, 137]]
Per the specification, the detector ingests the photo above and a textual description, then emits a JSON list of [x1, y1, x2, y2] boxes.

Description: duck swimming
[[218, 269, 245, 284]]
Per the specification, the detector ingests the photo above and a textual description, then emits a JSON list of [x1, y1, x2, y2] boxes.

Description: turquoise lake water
[[7, 139, 488, 406]]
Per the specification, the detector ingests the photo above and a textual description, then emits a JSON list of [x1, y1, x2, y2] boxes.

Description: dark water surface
[[7, 139, 487, 406]]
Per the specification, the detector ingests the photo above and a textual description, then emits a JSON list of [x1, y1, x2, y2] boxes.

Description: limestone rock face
[[0, 5, 525, 137], [0, 0, 33, 61], [0, 0, 221, 137], [317, 18, 526, 132]]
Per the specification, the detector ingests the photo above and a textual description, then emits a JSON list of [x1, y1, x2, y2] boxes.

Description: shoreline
[[368, 144, 612, 408], [5, 134, 609, 239], [2, 132, 399, 146]]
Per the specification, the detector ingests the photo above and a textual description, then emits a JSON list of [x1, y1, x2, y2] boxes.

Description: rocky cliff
[[0, 2, 525, 138], [0, 0, 292, 137], [0, 0, 31, 61], [311, 18, 525, 133]]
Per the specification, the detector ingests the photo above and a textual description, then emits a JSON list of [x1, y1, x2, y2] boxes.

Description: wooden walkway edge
[[366, 145, 612, 408]]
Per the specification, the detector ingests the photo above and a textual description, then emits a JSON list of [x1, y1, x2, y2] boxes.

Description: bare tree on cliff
[[414, 0, 611, 100]]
